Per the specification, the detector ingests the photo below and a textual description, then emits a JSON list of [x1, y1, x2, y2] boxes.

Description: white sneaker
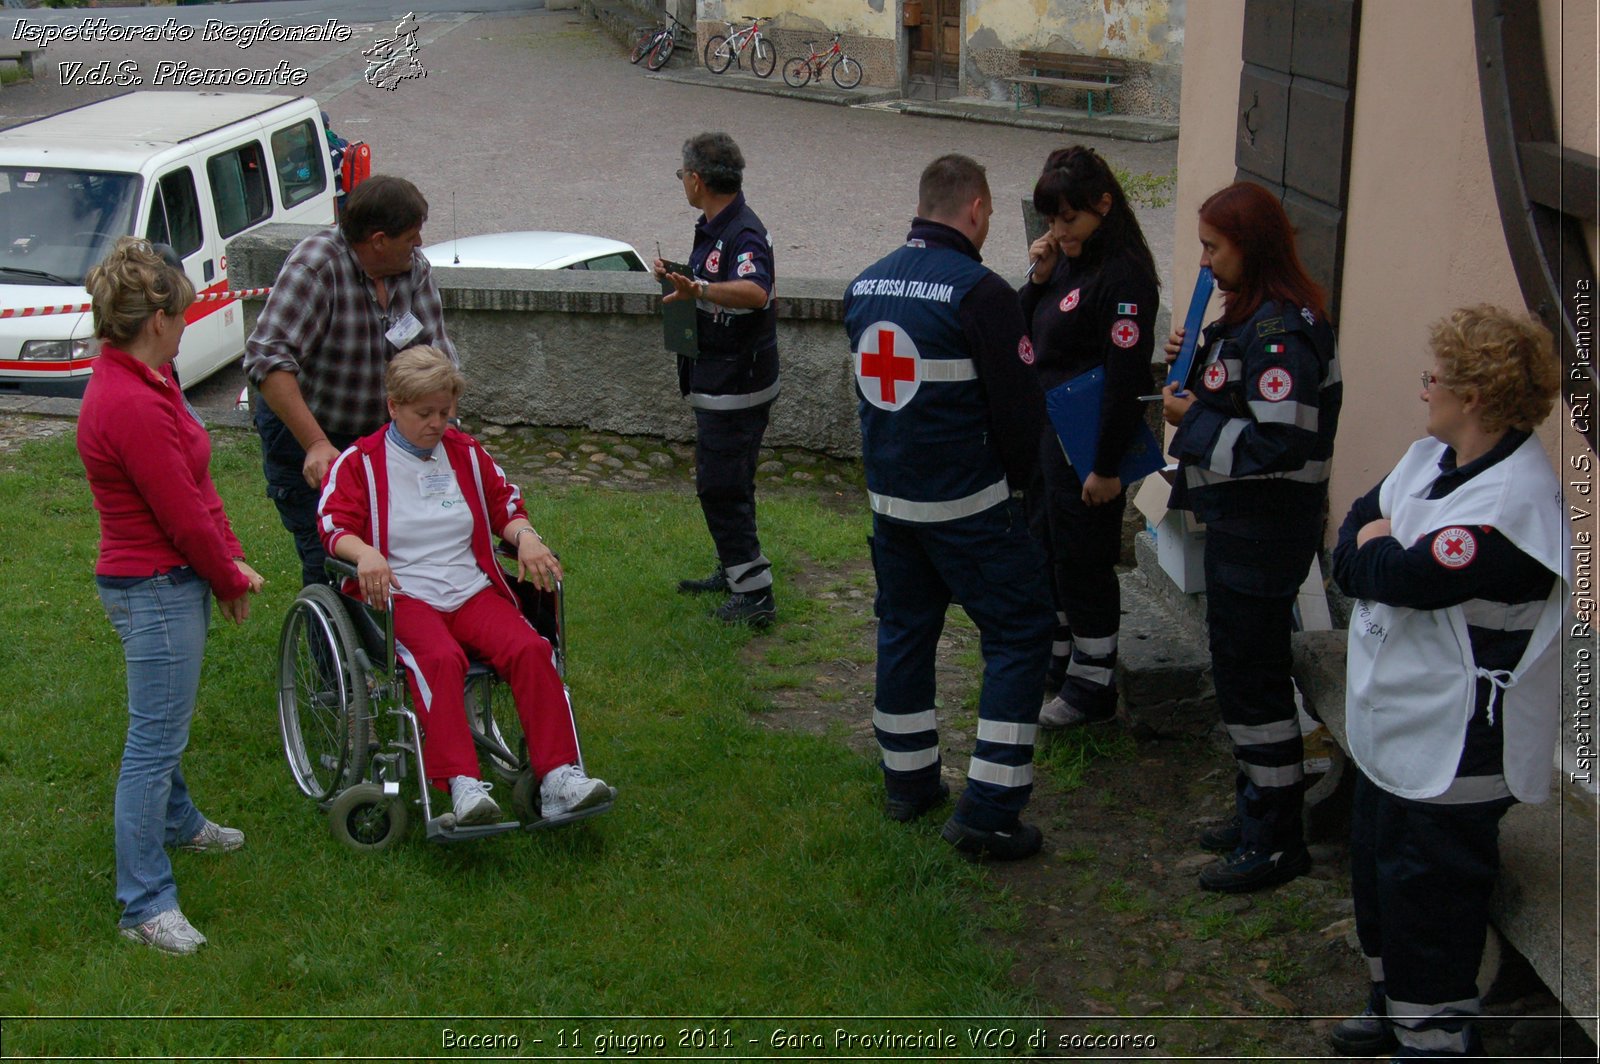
[[180, 820, 244, 853], [449, 775, 501, 825], [120, 908, 207, 955], [539, 763, 610, 817]]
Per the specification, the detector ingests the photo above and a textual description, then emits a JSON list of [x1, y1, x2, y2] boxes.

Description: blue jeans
[[97, 569, 211, 928]]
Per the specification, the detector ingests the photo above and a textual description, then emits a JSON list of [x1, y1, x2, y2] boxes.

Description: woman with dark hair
[[78, 237, 264, 954], [1160, 181, 1341, 893], [1021, 145, 1159, 727], [1328, 307, 1566, 1059]]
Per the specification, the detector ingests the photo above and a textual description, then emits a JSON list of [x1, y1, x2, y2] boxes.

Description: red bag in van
[[340, 142, 372, 194]]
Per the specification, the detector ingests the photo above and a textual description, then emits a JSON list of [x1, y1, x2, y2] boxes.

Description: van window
[[207, 142, 271, 238], [577, 252, 644, 272], [0, 166, 140, 286], [144, 168, 202, 260], [271, 120, 327, 210]]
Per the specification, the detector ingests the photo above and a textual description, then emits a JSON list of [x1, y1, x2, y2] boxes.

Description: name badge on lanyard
[[387, 310, 423, 349]]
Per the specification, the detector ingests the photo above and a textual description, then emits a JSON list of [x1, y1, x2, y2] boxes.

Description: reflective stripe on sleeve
[[1240, 760, 1304, 788], [1226, 719, 1302, 747], [1247, 399, 1321, 429]]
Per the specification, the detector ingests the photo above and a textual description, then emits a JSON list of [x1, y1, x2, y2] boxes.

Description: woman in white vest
[[1329, 305, 1568, 1060]]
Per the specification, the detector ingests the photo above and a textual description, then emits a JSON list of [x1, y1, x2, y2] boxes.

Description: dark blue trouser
[[1351, 770, 1510, 1056], [255, 405, 358, 588], [693, 403, 772, 593], [870, 500, 1054, 832], [1204, 524, 1318, 851], [1026, 433, 1125, 713]]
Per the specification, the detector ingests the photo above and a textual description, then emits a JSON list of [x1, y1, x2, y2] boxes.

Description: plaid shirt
[[243, 227, 455, 437]]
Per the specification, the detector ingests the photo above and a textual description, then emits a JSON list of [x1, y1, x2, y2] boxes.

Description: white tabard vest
[[1346, 435, 1570, 802]]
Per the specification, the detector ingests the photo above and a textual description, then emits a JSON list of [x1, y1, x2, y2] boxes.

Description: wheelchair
[[275, 549, 614, 851]]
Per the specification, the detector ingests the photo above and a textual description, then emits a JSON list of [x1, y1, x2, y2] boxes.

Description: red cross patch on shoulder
[[1111, 318, 1139, 348], [736, 260, 756, 277], [706, 250, 721, 273], [1202, 361, 1228, 391], [1018, 335, 1035, 364], [1432, 527, 1477, 569], [1060, 288, 1080, 313], [1258, 367, 1294, 401]]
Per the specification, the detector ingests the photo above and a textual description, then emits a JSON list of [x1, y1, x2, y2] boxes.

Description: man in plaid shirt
[[244, 175, 456, 586]]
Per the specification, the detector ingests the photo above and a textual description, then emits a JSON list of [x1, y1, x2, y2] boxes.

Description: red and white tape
[[0, 287, 273, 320]]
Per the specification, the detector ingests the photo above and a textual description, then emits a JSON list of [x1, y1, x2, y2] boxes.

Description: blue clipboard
[[1045, 366, 1165, 485], [1167, 265, 1214, 390]]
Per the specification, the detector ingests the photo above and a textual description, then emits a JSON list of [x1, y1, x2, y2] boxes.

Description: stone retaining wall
[[228, 225, 860, 457]]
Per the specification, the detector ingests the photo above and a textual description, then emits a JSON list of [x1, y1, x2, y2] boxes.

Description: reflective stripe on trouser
[[869, 499, 1053, 832], [724, 555, 772, 594], [1027, 437, 1123, 713], [694, 403, 771, 587], [1350, 769, 1510, 1056], [1203, 527, 1317, 850]]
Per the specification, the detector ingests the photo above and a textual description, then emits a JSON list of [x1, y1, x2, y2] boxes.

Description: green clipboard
[[660, 260, 699, 358]]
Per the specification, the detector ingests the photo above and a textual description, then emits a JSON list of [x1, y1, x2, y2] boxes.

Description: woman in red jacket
[[78, 238, 264, 956], [318, 346, 612, 827]]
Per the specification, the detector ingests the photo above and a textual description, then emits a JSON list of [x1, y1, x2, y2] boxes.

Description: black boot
[[1329, 981, 1398, 1056], [677, 565, 727, 594], [712, 589, 776, 627]]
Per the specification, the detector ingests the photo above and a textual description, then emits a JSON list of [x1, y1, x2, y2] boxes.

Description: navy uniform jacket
[[1168, 300, 1340, 535], [1021, 244, 1159, 478], [844, 219, 1044, 522], [679, 192, 779, 403]]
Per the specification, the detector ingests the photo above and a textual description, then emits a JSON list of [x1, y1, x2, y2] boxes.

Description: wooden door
[[907, 0, 960, 100]]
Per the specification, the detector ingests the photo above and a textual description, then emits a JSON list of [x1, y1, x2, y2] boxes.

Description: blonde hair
[[386, 345, 465, 403], [1430, 305, 1560, 434], [83, 237, 195, 346]]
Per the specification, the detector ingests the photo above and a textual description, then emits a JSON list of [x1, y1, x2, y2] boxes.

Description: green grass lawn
[[0, 431, 1036, 1056]]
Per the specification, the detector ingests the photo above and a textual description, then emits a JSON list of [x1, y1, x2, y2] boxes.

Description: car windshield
[[0, 167, 141, 286]]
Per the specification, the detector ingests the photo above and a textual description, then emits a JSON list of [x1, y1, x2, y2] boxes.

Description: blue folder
[[1045, 365, 1166, 485], [1166, 265, 1214, 390]]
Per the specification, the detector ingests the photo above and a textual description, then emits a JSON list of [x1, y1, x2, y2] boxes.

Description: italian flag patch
[[1265, 341, 1286, 354], [1117, 302, 1138, 315]]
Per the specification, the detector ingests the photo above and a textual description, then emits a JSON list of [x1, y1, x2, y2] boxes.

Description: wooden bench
[[1005, 50, 1131, 117]]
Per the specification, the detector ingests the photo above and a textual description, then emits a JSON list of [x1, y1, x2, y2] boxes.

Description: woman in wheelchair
[[317, 346, 610, 826]]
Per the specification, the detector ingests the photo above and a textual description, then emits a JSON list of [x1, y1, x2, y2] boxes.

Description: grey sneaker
[[1038, 694, 1115, 729], [449, 775, 502, 825], [180, 820, 244, 853], [540, 763, 611, 817], [120, 908, 207, 955]]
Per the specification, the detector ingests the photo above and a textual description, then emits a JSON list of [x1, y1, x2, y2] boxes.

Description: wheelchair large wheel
[[328, 782, 408, 852], [465, 673, 526, 783], [277, 584, 371, 802]]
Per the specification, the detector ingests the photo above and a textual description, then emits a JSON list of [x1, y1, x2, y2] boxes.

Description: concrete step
[[1115, 548, 1215, 738]]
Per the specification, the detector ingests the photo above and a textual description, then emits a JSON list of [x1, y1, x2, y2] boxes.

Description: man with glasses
[[655, 132, 779, 627]]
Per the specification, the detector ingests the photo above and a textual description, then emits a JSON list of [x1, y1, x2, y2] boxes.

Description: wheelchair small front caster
[[328, 783, 409, 851]]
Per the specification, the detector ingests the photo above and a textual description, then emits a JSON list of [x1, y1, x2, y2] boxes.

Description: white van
[[0, 91, 337, 395]]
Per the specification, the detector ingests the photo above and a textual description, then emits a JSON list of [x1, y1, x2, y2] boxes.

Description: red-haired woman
[[1161, 182, 1341, 893]]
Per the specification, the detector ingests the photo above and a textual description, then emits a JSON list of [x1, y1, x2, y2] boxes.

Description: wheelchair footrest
[[522, 788, 617, 832], [424, 815, 524, 844]]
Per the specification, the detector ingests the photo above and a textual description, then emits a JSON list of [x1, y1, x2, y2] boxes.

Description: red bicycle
[[782, 33, 862, 89]]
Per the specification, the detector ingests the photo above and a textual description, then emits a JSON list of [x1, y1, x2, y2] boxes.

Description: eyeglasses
[[1420, 371, 1438, 390], [675, 168, 689, 181]]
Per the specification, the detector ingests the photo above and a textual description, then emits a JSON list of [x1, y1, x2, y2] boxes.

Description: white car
[[422, 231, 647, 273]]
